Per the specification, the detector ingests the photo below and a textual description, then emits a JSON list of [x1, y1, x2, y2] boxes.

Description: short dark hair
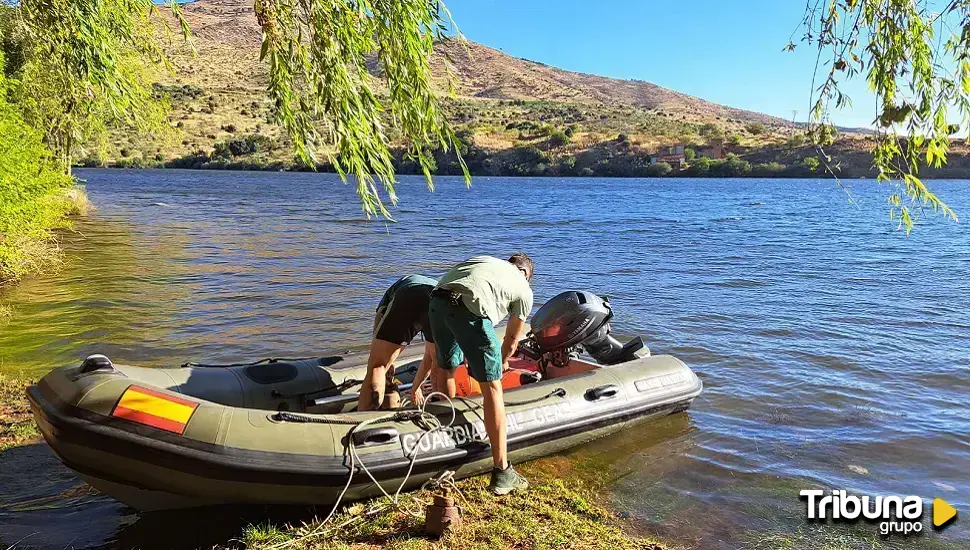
[[508, 252, 534, 280]]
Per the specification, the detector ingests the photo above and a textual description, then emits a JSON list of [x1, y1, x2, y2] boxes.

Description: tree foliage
[[1, 0, 185, 174], [0, 51, 75, 282], [796, 0, 964, 231], [253, 0, 468, 218]]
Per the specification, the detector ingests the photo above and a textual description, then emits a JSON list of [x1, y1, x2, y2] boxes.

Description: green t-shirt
[[437, 256, 533, 324]]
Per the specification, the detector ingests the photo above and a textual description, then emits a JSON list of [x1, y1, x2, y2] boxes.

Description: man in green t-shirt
[[428, 253, 534, 495]]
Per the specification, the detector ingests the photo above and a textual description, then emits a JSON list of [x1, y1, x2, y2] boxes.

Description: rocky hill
[[104, 0, 839, 176], [160, 0, 788, 127]]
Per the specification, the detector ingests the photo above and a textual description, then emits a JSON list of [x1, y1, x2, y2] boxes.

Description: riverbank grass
[[0, 375, 40, 451], [1, 51, 90, 286], [242, 468, 669, 550], [0, 185, 90, 285]]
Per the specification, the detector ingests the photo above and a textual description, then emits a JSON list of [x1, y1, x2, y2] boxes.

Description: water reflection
[[0, 219, 187, 372]]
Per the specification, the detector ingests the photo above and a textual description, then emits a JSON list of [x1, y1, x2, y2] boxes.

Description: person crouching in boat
[[428, 253, 534, 495], [359, 275, 452, 411]]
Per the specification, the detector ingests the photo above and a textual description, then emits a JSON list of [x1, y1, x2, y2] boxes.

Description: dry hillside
[[163, 0, 789, 127], [103, 0, 857, 177]]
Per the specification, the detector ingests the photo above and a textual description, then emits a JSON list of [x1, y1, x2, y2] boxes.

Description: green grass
[[0, 374, 40, 451], [0, 185, 90, 285], [241, 468, 670, 550]]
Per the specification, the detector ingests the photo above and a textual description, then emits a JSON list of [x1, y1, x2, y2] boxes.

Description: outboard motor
[[521, 291, 645, 370]]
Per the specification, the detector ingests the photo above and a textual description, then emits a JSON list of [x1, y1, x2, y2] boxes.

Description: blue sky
[[445, 0, 876, 128]]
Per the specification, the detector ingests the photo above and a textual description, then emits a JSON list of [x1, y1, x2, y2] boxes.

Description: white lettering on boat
[[400, 401, 573, 455]]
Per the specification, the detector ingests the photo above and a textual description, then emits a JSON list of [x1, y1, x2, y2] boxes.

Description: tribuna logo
[[800, 489, 924, 535]]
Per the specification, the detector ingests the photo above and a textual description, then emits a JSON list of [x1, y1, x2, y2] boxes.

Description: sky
[[445, 0, 877, 128]]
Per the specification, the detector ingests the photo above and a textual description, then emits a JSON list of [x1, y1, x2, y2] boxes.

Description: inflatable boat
[[27, 291, 703, 511]]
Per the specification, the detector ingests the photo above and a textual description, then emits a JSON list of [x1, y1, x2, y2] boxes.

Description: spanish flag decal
[[111, 385, 198, 434]]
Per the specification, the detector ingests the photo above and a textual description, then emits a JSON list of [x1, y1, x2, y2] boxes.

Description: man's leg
[[452, 316, 527, 494], [480, 379, 507, 468], [428, 295, 464, 396], [358, 339, 404, 411], [435, 365, 456, 398]]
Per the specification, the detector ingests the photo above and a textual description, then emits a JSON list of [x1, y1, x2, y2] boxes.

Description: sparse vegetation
[[241, 467, 669, 550], [548, 129, 571, 147], [0, 375, 40, 451], [745, 122, 766, 135]]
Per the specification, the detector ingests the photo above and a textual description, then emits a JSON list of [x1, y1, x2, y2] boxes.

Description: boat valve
[[80, 354, 114, 373], [424, 489, 462, 537]]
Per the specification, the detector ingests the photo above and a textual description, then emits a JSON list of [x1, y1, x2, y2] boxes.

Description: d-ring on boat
[[28, 291, 703, 511]]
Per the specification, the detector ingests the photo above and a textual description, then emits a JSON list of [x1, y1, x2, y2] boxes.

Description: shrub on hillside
[[686, 156, 712, 176], [645, 162, 673, 177], [745, 122, 766, 135], [787, 133, 807, 148], [548, 129, 570, 147], [152, 83, 205, 103], [212, 134, 278, 158], [711, 155, 752, 177], [752, 161, 787, 175], [699, 123, 723, 139]]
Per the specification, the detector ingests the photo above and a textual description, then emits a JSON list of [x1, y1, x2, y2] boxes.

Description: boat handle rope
[[271, 386, 567, 424], [448, 387, 567, 411], [181, 356, 342, 368], [270, 409, 425, 425], [270, 378, 362, 400]]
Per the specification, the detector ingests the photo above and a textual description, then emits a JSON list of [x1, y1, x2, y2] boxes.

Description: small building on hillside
[[651, 144, 686, 169], [697, 140, 725, 159]]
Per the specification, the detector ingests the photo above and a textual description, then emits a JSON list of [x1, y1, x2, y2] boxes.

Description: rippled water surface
[[1, 169, 969, 549]]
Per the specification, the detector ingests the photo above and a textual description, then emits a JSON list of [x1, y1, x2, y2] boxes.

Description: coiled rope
[[266, 385, 567, 549], [266, 391, 459, 549]]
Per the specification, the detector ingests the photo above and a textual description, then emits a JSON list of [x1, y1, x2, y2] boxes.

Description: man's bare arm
[[501, 315, 528, 366], [409, 343, 436, 404]]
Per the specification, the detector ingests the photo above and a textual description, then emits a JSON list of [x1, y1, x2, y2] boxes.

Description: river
[[1, 169, 968, 549]]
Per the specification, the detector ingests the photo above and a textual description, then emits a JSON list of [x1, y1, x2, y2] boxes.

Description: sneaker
[[490, 465, 529, 495]]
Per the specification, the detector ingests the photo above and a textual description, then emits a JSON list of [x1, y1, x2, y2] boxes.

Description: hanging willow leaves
[[798, 0, 963, 232], [5, 0, 189, 174], [254, 0, 468, 218]]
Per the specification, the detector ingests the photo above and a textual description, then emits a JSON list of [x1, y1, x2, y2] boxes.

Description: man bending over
[[359, 275, 445, 411], [428, 253, 534, 495]]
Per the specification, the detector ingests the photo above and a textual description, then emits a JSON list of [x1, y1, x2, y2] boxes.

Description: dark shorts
[[374, 278, 434, 345], [428, 294, 503, 383]]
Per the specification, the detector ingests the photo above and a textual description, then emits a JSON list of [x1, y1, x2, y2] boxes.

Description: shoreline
[[0, 185, 90, 288], [74, 163, 970, 180]]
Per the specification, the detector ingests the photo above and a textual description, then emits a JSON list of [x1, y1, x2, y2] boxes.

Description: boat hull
[[28, 348, 702, 510]]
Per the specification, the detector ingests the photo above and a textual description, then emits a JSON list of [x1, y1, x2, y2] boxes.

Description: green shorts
[[428, 294, 503, 383]]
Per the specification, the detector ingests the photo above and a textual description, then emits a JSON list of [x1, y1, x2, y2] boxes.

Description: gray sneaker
[[490, 465, 529, 495]]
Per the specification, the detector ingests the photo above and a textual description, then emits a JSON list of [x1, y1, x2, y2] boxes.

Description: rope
[[181, 356, 333, 368], [267, 392, 459, 550], [505, 387, 567, 407], [266, 384, 567, 549], [271, 378, 362, 400], [271, 409, 421, 426], [446, 387, 566, 410]]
